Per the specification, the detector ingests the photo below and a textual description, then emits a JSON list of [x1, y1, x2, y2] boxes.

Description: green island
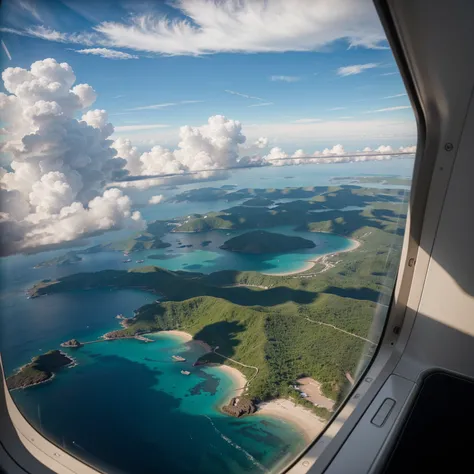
[[25, 183, 408, 419], [220, 230, 316, 254], [34, 251, 82, 268], [34, 225, 172, 268], [6, 350, 74, 390]]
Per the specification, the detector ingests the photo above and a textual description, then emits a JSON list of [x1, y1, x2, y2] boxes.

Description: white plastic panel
[[322, 375, 415, 474]]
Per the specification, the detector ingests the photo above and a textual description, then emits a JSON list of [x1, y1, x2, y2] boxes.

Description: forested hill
[[220, 230, 316, 254]]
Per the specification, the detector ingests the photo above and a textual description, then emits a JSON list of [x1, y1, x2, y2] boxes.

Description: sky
[[0, 0, 416, 150], [0, 0, 417, 255]]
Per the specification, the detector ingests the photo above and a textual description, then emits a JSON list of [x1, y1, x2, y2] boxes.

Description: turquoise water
[[0, 161, 414, 473], [5, 290, 305, 474]]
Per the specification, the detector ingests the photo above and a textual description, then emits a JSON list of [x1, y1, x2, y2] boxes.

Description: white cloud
[[254, 137, 269, 148], [0, 26, 96, 45], [224, 90, 266, 101], [367, 105, 411, 113], [383, 93, 407, 99], [399, 145, 416, 153], [18, 0, 43, 22], [339, 116, 354, 119], [270, 75, 300, 82], [328, 107, 346, 111], [337, 63, 378, 76], [292, 118, 322, 124], [261, 143, 415, 167], [114, 123, 170, 132], [248, 102, 273, 107], [0, 58, 144, 255], [72, 48, 139, 60], [112, 115, 247, 188], [1, 40, 12, 60], [149, 194, 165, 204], [1, 0, 386, 55], [128, 100, 203, 111], [380, 72, 397, 76]]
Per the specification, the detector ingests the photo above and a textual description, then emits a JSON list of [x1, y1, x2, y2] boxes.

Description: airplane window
[[0, 0, 416, 472]]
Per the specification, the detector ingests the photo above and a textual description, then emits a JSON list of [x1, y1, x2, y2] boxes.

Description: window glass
[[0, 1, 416, 472]]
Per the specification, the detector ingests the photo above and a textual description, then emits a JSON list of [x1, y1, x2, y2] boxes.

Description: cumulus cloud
[[254, 137, 269, 149], [0, 58, 144, 255], [149, 194, 165, 204], [337, 63, 378, 76], [399, 145, 416, 153], [1, 0, 386, 55], [112, 115, 247, 188], [72, 48, 139, 60], [258, 143, 415, 168]]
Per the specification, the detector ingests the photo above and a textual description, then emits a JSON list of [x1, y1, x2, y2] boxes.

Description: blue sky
[[1, 0, 416, 150]]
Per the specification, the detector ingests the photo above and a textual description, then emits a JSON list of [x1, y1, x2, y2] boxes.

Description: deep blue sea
[[0, 159, 414, 473]]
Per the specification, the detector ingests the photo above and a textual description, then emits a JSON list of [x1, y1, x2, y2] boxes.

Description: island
[[220, 230, 316, 254], [6, 350, 74, 390], [21, 183, 408, 422], [34, 251, 82, 268], [33, 222, 172, 269], [200, 240, 212, 247], [60, 339, 83, 348]]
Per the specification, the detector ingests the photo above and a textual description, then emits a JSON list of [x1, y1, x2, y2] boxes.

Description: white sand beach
[[157, 330, 212, 352], [264, 237, 361, 277], [217, 364, 247, 399], [256, 398, 327, 442]]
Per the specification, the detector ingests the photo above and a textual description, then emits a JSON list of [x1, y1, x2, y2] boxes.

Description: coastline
[[155, 330, 212, 352], [263, 237, 361, 277], [256, 399, 326, 442], [154, 331, 247, 403], [216, 364, 247, 404]]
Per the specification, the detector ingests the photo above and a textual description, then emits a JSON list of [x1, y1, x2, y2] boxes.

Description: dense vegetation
[[220, 230, 316, 254], [34, 251, 82, 268], [175, 186, 406, 234], [27, 184, 408, 417], [6, 350, 73, 390]]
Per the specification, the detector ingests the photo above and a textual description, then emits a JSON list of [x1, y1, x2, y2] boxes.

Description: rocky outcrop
[[60, 339, 83, 348], [222, 397, 257, 417]]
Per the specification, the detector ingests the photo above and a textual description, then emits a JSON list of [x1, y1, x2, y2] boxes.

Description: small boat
[[172, 355, 186, 362], [136, 260, 144, 263], [123, 259, 132, 263], [181, 370, 191, 376]]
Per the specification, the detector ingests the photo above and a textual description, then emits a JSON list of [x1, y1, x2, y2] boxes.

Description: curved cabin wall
[[395, 85, 474, 381]]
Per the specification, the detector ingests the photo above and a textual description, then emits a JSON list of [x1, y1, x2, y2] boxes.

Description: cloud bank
[[2, 0, 386, 56], [0, 58, 143, 255]]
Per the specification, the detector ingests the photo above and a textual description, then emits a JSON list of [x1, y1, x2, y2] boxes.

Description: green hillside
[[220, 230, 316, 254]]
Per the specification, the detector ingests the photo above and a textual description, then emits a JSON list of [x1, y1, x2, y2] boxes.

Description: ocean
[[0, 159, 414, 473]]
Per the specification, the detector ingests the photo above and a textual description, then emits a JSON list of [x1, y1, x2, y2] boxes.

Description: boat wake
[[204, 415, 267, 472]]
